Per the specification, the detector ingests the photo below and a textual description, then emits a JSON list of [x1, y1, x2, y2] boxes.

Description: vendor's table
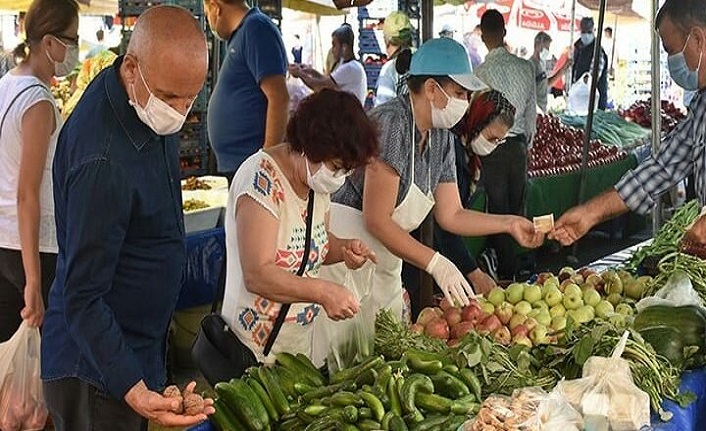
[[177, 227, 225, 311]]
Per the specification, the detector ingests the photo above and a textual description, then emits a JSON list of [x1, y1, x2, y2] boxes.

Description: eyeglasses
[[53, 34, 80, 47]]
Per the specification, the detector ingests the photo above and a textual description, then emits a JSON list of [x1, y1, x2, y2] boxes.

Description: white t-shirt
[[0, 73, 60, 253], [222, 151, 331, 362], [331, 59, 367, 105]]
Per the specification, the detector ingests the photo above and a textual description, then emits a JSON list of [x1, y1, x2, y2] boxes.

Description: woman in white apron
[[315, 39, 544, 360], [221, 89, 378, 364]]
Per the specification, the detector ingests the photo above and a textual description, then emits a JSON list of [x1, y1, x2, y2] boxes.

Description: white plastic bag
[[554, 332, 650, 431], [636, 270, 706, 312], [567, 72, 599, 116], [286, 76, 312, 115], [0, 321, 48, 431], [324, 267, 376, 375]]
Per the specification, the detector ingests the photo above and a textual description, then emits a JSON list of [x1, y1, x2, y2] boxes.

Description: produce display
[[182, 176, 212, 191], [183, 198, 209, 212], [529, 115, 629, 178], [619, 99, 686, 134], [560, 110, 650, 148]]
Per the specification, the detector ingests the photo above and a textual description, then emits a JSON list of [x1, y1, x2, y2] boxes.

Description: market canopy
[[468, 0, 591, 32], [577, 0, 643, 17]]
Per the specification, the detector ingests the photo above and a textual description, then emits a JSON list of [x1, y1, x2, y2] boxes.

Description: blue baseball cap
[[409, 38, 487, 91]]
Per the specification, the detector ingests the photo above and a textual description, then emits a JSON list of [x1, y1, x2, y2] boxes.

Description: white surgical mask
[[539, 48, 550, 62], [431, 83, 468, 130], [581, 33, 595, 46], [305, 157, 349, 194], [129, 63, 190, 136], [470, 134, 502, 156], [46, 36, 79, 77]]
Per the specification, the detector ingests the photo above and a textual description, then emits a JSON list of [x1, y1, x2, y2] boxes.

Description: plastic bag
[[636, 270, 706, 313], [554, 332, 651, 431], [286, 76, 311, 115], [323, 266, 376, 375], [464, 387, 582, 431], [0, 321, 48, 431], [567, 72, 599, 116]]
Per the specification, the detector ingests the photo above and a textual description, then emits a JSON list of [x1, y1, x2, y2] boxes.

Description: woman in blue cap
[[314, 39, 543, 355]]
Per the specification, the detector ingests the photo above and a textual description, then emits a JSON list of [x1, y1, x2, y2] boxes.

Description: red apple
[[511, 324, 529, 338], [410, 323, 424, 335], [535, 272, 553, 285], [425, 318, 450, 340], [494, 303, 514, 326], [444, 308, 463, 327], [493, 326, 512, 346], [447, 338, 461, 348], [417, 307, 438, 327], [461, 303, 483, 323], [477, 315, 502, 335], [451, 321, 475, 339], [439, 297, 456, 312]]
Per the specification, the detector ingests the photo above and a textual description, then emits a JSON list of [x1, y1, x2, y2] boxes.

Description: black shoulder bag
[[192, 190, 315, 386]]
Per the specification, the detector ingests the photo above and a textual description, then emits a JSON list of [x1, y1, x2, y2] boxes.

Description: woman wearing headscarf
[[374, 11, 413, 106]]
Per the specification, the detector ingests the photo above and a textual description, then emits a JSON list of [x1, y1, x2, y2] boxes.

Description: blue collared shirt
[[615, 91, 706, 215], [41, 56, 186, 399]]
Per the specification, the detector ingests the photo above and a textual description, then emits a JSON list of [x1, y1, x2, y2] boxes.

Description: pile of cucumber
[[211, 350, 483, 431]]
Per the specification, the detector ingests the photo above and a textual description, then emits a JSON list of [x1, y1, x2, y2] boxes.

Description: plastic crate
[[364, 64, 382, 89], [192, 84, 210, 113], [358, 29, 382, 55]]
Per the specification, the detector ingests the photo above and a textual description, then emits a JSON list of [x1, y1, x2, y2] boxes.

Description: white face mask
[[305, 157, 349, 194], [430, 83, 468, 130], [129, 63, 191, 136], [470, 134, 502, 156], [46, 36, 79, 77], [539, 48, 550, 62]]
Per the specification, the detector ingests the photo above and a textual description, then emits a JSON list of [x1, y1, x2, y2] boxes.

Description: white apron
[[312, 127, 435, 365]]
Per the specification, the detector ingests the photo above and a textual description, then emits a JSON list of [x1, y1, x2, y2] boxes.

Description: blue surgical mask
[[668, 33, 702, 91], [580, 33, 594, 46]]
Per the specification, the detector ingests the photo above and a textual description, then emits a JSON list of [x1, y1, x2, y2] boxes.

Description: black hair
[[394, 48, 453, 93], [332, 25, 354, 48], [534, 31, 551, 45], [656, 0, 706, 33], [580, 17, 594, 32], [480, 10, 505, 38], [604, 27, 613, 36]]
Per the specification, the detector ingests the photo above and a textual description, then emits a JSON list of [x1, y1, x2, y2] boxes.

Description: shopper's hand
[[287, 64, 303, 78], [319, 281, 360, 321], [680, 215, 706, 259], [550, 206, 596, 246], [21, 283, 44, 328], [426, 252, 475, 306], [342, 239, 377, 270], [508, 217, 545, 248], [467, 269, 496, 296], [125, 380, 214, 427]]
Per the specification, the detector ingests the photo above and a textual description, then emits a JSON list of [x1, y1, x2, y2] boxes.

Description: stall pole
[[418, 0, 435, 311], [569, 0, 608, 262], [650, 0, 662, 234], [567, 0, 577, 92]]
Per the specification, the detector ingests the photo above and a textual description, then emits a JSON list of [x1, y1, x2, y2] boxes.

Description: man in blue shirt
[[205, 0, 289, 178], [42, 6, 213, 430]]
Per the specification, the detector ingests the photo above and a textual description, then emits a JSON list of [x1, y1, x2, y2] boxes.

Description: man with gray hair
[[572, 16, 609, 109], [531, 31, 569, 112], [41, 5, 213, 430]]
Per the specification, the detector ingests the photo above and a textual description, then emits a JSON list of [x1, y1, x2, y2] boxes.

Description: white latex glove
[[425, 252, 475, 306]]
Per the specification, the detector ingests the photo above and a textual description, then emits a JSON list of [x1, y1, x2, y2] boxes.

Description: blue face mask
[[668, 33, 702, 91], [580, 33, 594, 46]]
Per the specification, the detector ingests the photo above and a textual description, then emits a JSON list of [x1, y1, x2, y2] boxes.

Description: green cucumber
[[245, 377, 279, 422], [215, 381, 270, 431], [414, 392, 451, 414]]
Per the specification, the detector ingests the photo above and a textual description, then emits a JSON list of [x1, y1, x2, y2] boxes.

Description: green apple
[[487, 287, 506, 306], [595, 300, 614, 319], [569, 274, 585, 286], [530, 324, 550, 345], [480, 301, 496, 315], [523, 285, 543, 304], [536, 310, 552, 327], [544, 286, 563, 307], [565, 310, 579, 325], [514, 301, 533, 316], [582, 288, 601, 307], [551, 315, 567, 331], [623, 279, 647, 300], [528, 308, 541, 318], [495, 303, 514, 325], [524, 317, 538, 331], [603, 270, 623, 295], [532, 300, 549, 311], [576, 305, 595, 323], [615, 303, 634, 316], [564, 284, 582, 298], [544, 276, 560, 290], [509, 313, 527, 330], [608, 313, 631, 330], [505, 283, 525, 304], [512, 334, 533, 348], [549, 303, 566, 317], [563, 291, 584, 310], [606, 293, 623, 307]]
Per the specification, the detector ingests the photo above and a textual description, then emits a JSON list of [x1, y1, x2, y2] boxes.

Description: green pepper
[[429, 371, 470, 399], [459, 368, 483, 401], [360, 390, 385, 422], [401, 374, 433, 423]]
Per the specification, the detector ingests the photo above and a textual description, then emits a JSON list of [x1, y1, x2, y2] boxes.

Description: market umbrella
[[284, 0, 348, 15]]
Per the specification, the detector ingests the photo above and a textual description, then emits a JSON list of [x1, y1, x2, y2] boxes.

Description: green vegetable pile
[[560, 110, 651, 148], [624, 200, 701, 272]]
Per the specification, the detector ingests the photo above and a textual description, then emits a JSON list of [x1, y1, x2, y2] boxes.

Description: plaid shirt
[[615, 92, 706, 215]]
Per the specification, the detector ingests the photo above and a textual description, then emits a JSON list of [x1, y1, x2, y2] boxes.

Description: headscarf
[[383, 11, 413, 54], [451, 89, 516, 195]]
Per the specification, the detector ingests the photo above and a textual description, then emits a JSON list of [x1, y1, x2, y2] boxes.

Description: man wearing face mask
[[474, 10, 537, 281], [531, 32, 569, 113], [289, 24, 367, 105], [41, 6, 215, 430], [315, 38, 544, 338], [572, 17, 609, 110], [552, 0, 706, 251]]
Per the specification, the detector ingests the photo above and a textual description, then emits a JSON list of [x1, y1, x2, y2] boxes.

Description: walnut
[[183, 393, 205, 416], [163, 385, 184, 414]]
